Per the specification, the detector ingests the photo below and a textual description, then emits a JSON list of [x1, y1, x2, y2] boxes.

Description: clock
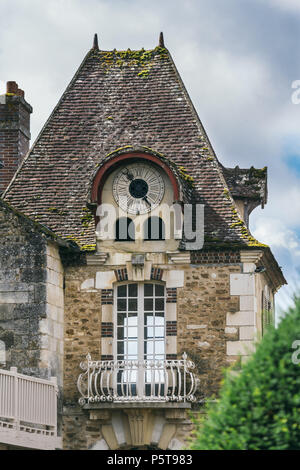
[[113, 162, 165, 214]]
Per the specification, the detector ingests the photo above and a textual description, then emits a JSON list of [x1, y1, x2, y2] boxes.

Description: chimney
[[0, 81, 33, 195]]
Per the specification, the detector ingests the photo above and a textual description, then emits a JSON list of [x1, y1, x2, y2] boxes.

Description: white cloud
[[263, 0, 300, 13], [252, 218, 300, 257]]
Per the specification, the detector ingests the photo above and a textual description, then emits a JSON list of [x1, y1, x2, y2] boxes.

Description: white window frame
[[113, 281, 166, 396]]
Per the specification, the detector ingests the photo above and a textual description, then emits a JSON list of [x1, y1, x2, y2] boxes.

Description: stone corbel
[[167, 251, 190, 265], [124, 409, 151, 447], [86, 252, 109, 266], [126, 260, 152, 281], [240, 250, 264, 265]]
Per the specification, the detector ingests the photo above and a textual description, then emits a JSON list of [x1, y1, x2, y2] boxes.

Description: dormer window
[[92, 150, 182, 252]]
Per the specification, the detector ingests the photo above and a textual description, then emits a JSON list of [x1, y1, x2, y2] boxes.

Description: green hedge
[[189, 298, 300, 450]]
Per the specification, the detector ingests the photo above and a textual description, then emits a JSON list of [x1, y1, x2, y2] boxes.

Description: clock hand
[[123, 168, 134, 181], [143, 196, 151, 206]]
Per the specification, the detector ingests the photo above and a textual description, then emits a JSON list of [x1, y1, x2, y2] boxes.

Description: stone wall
[[177, 264, 241, 398], [0, 201, 48, 376], [0, 201, 64, 385], [63, 265, 102, 403]]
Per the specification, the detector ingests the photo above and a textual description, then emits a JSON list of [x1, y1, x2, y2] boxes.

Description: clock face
[[113, 162, 165, 214]]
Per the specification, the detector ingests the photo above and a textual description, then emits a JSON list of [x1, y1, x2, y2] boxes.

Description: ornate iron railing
[[77, 353, 199, 405]]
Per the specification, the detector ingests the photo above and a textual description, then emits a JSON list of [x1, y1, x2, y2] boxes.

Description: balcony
[[77, 352, 198, 407], [0, 367, 61, 450]]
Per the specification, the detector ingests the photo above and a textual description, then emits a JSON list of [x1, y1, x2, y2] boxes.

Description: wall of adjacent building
[[0, 202, 64, 386]]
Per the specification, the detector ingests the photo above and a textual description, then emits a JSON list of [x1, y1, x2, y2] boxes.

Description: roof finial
[[93, 33, 99, 50], [159, 32, 165, 48]]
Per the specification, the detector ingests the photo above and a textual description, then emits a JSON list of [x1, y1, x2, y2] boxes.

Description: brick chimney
[[0, 81, 33, 195]]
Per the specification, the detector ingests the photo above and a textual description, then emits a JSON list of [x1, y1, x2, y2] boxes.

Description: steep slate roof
[[4, 38, 267, 251]]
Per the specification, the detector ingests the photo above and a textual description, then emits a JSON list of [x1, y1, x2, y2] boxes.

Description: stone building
[[0, 34, 286, 450]]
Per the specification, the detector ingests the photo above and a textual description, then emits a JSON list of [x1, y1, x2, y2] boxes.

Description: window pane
[[127, 316, 138, 326], [154, 327, 164, 338], [145, 314, 154, 325], [117, 299, 126, 311], [155, 298, 164, 311], [128, 284, 137, 297], [127, 342, 138, 356], [117, 327, 124, 340], [155, 341, 165, 355], [155, 284, 164, 296], [155, 312, 164, 324], [117, 342, 124, 355], [144, 298, 153, 311], [145, 341, 154, 355], [128, 299, 137, 311], [144, 284, 153, 296], [117, 285, 127, 297], [128, 327, 138, 338], [117, 312, 126, 325], [145, 326, 154, 339]]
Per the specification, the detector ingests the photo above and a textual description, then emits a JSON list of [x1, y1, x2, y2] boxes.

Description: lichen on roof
[[90, 46, 169, 77]]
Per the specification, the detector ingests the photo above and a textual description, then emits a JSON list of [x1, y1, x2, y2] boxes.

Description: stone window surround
[[80, 265, 185, 361]]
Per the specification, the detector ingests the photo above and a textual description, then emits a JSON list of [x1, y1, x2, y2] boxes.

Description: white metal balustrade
[[77, 352, 199, 405], [0, 367, 60, 449]]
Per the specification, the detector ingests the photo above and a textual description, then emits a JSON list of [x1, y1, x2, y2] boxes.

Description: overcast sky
[[1, 0, 300, 317]]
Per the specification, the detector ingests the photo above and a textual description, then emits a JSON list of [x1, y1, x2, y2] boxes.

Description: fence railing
[[0, 367, 59, 449], [77, 353, 199, 405]]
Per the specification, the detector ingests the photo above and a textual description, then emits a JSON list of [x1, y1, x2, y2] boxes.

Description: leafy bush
[[189, 298, 300, 450]]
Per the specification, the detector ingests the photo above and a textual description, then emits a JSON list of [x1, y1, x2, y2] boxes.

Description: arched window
[[144, 217, 165, 240], [115, 217, 135, 241]]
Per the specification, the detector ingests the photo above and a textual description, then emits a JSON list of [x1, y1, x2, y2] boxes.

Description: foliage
[[189, 297, 300, 450]]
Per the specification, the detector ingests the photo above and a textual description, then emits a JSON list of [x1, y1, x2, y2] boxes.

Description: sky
[[1, 0, 300, 318]]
